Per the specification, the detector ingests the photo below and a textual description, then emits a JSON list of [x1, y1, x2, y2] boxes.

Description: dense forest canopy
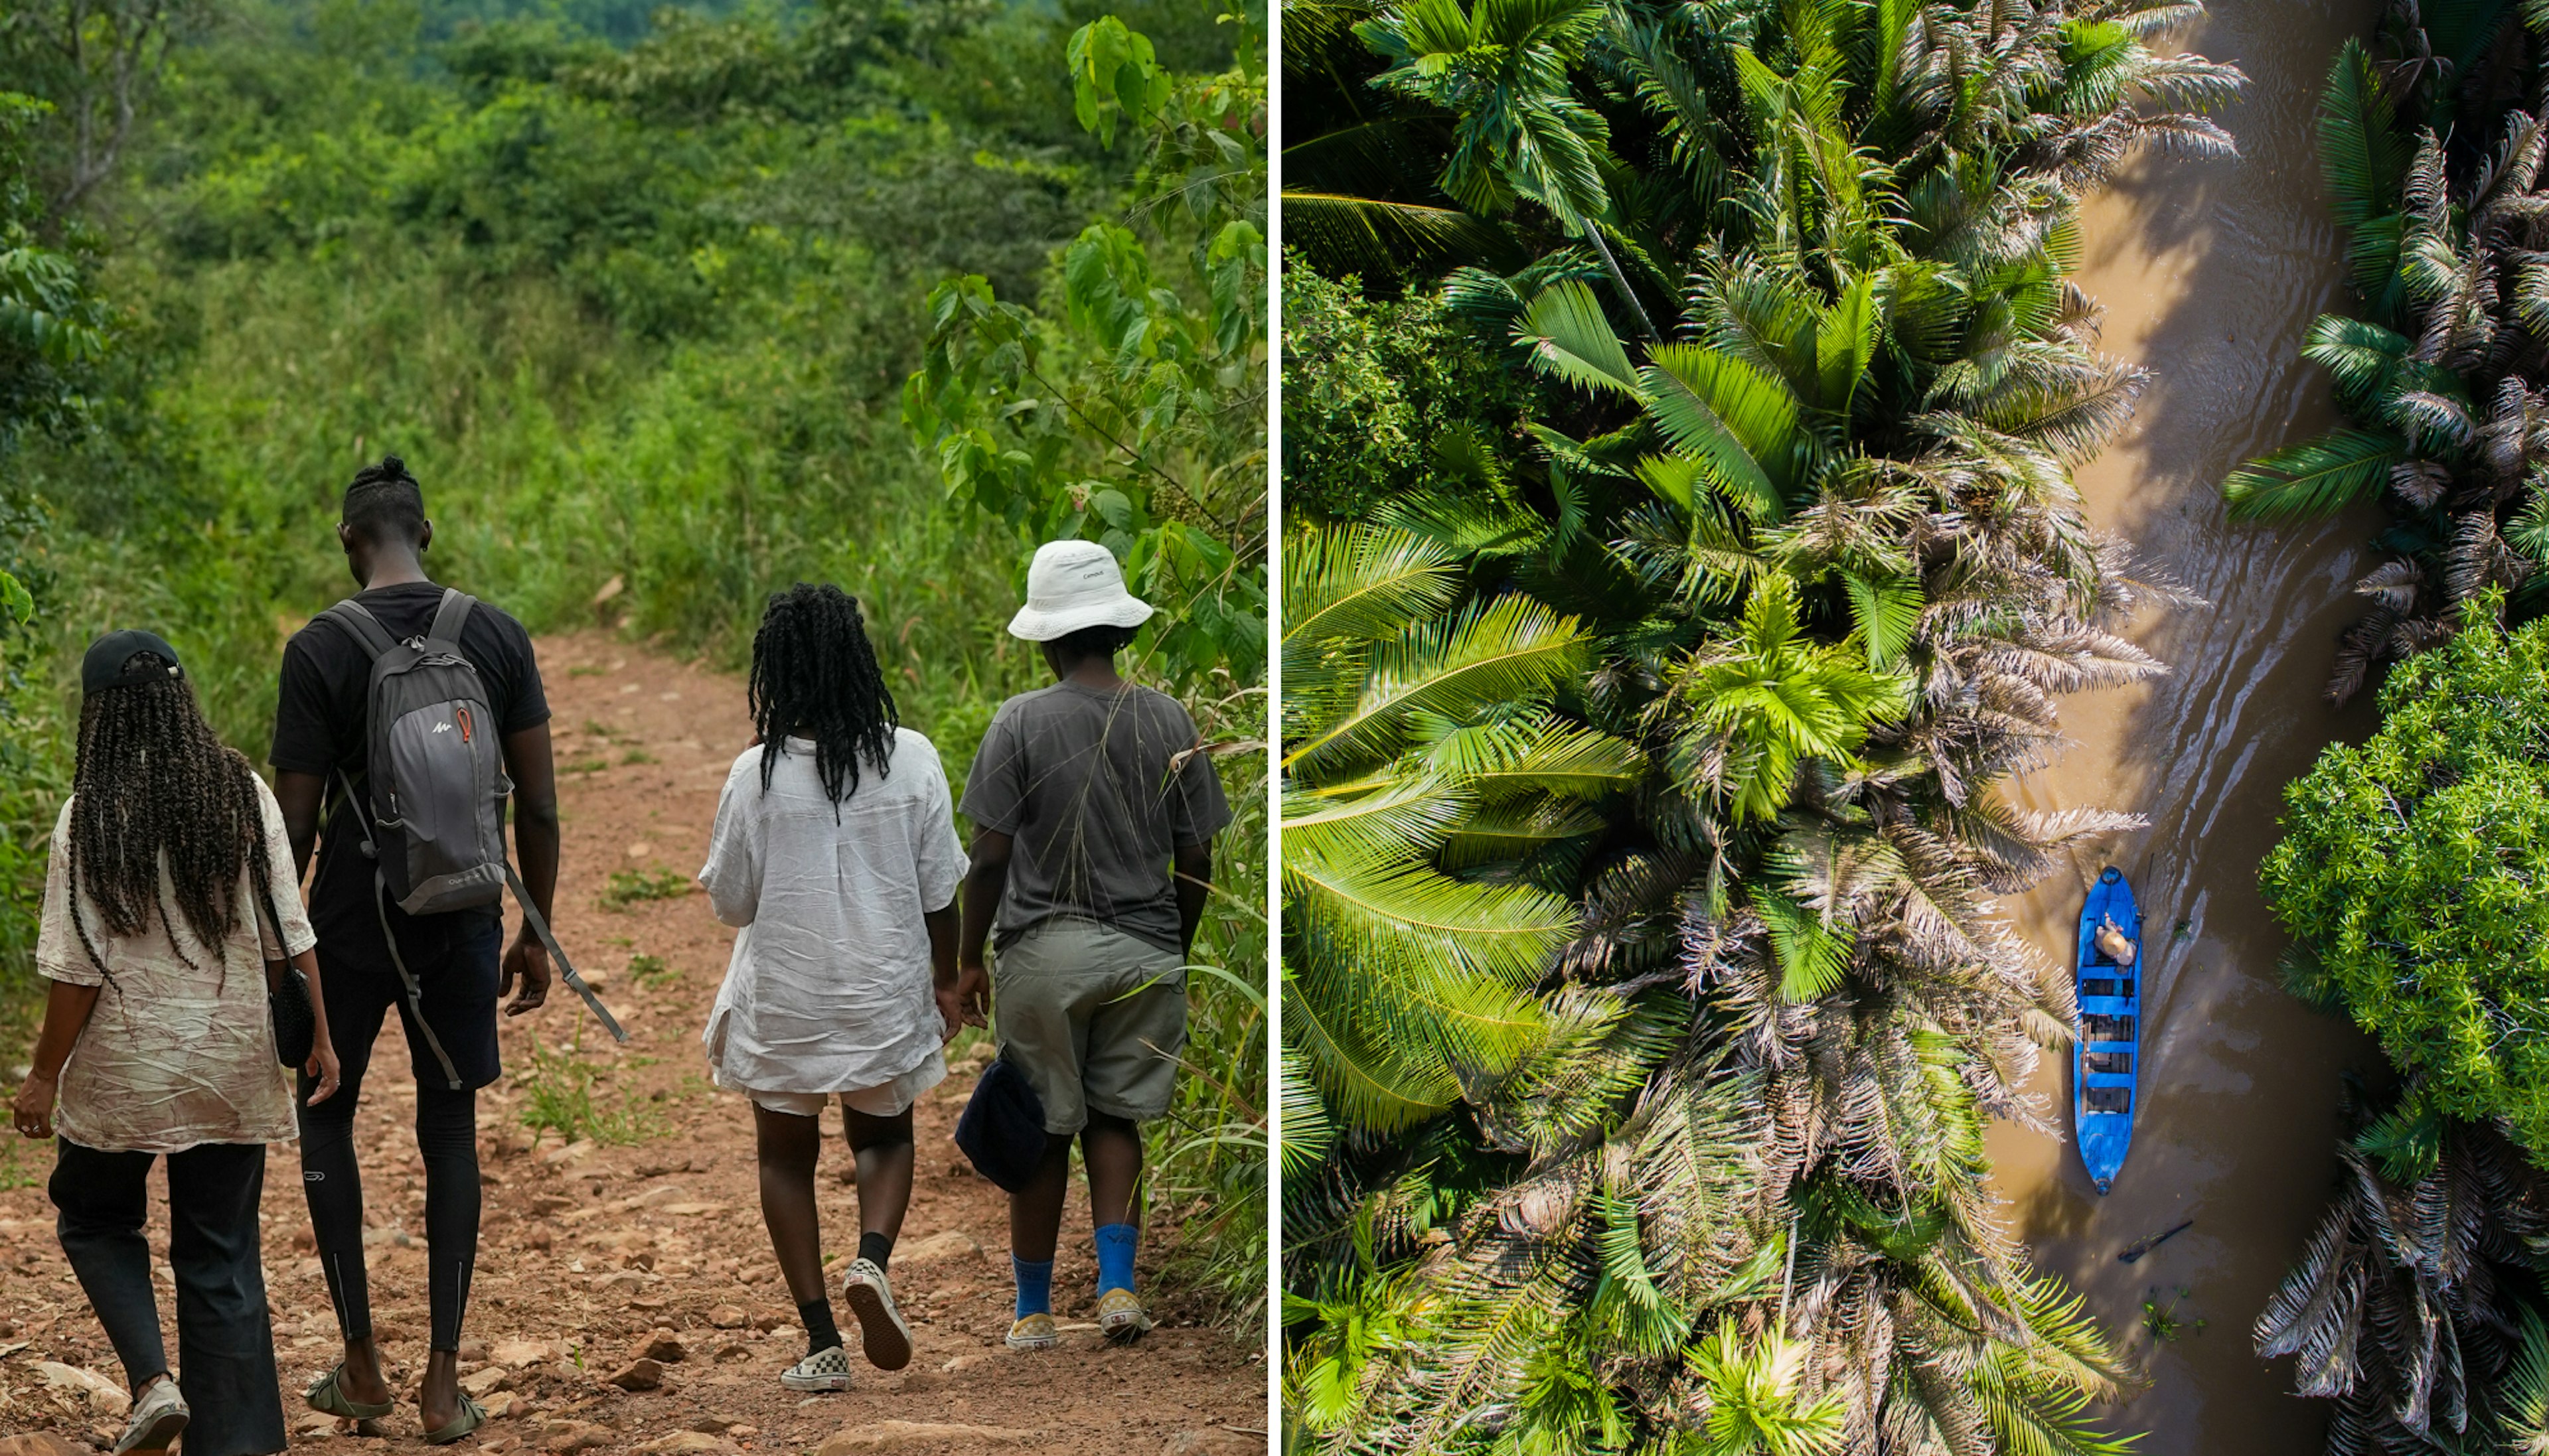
[[1280, 0, 2240, 1448], [2240, 8, 2549, 1449]]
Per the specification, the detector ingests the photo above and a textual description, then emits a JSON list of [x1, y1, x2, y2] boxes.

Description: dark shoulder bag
[[258, 882, 317, 1068]]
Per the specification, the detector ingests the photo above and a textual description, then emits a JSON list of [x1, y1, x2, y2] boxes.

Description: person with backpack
[[698, 584, 971, 1392], [953, 540, 1232, 1351], [11, 630, 342, 1456], [269, 456, 562, 1443]]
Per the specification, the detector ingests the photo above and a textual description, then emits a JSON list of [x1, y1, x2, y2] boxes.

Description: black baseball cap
[[80, 630, 185, 698]]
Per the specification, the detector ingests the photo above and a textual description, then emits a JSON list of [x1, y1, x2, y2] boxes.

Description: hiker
[[9, 630, 342, 1456], [954, 540, 1232, 1350], [698, 583, 970, 1391], [269, 455, 560, 1443]]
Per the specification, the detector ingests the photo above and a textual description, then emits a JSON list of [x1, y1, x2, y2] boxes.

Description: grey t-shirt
[[959, 681, 1233, 953]]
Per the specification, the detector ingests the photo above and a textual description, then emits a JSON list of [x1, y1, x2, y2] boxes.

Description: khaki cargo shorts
[[991, 916, 1186, 1134]]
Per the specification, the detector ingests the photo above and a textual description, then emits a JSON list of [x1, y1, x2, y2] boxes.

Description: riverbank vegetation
[[0, 0, 1267, 1329], [1280, 0, 2239, 1447], [2265, 599, 2549, 1157], [2234, 1, 2549, 1446], [2222, 5, 2549, 702]]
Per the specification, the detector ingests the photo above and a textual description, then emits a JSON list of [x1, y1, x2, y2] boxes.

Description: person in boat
[[2095, 915, 2137, 968]]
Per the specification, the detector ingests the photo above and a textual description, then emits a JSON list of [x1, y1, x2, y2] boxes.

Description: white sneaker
[[842, 1256, 913, 1370], [780, 1345, 852, 1392], [1097, 1286, 1154, 1344], [114, 1376, 189, 1455]]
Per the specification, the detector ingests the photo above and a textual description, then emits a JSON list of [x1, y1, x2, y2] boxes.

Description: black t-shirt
[[271, 581, 550, 966]]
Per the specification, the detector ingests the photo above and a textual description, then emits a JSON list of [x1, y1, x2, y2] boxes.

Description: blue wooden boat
[[2073, 867, 2141, 1195]]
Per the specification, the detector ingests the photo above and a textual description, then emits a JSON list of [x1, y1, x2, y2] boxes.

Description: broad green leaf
[[1516, 278, 1642, 397]]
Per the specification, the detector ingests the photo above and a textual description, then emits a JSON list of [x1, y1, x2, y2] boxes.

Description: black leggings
[[298, 1084, 479, 1351]]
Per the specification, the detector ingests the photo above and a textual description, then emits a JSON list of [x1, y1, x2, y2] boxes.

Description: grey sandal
[[424, 1394, 487, 1446], [305, 1364, 395, 1420]]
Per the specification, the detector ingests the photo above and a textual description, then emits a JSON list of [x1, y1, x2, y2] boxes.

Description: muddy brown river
[[1979, 1, 2394, 1449]]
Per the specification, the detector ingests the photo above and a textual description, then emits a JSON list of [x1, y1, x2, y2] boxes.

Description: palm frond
[[1285, 524, 1464, 652], [2223, 428, 2406, 522], [1286, 593, 1594, 776], [1515, 277, 1644, 397]]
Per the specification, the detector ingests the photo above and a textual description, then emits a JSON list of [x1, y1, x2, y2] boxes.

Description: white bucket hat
[[1006, 539, 1156, 642]]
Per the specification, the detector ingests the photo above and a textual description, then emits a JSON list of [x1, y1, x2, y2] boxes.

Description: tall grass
[[1152, 689, 1267, 1336]]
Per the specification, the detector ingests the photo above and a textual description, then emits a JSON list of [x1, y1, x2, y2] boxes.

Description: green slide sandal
[[424, 1394, 487, 1446], [304, 1364, 394, 1420]]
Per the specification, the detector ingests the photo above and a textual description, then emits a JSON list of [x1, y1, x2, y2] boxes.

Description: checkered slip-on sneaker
[[1097, 1287, 1154, 1344], [114, 1378, 189, 1456], [842, 1257, 914, 1371], [781, 1345, 854, 1392], [1005, 1312, 1061, 1350]]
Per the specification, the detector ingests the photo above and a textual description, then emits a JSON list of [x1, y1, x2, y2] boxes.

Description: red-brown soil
[[0, 634, 1266, 1455]]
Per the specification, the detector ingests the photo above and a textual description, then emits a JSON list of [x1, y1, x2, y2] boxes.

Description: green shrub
[[1278, 265, 1529, 524], [2262, 596, 2549, 1157]]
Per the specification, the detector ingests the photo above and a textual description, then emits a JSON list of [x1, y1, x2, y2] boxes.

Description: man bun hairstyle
[[747, 583, 899, 816], [343, 454, 426, 545]]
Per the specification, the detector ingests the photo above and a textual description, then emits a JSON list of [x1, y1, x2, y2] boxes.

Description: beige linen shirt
[[37, 774, 317, 1153]]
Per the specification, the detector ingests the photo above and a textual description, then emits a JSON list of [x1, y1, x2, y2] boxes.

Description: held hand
[[952, 963, 990, 1029], [934, 984, 965, 1043], [303, 1045, 343, 1106], [11, 1071, 56, 1141], [502, 931, 552, 1017]]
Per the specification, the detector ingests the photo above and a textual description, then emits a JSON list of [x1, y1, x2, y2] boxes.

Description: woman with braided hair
[[698, 582, 972, 1391], [10, 630, 342, 1456]]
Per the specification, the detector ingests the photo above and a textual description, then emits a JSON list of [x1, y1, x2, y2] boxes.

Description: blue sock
[[1095, 1222, 1138, 1293], [1012, 1255, 1053, 1319]]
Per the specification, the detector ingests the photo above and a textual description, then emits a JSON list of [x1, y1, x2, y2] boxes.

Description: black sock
[[857, 1230, 893, 1273], [800, 1298, 841, 1356]]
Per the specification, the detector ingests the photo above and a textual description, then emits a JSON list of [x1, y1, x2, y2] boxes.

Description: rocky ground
[[0, 634, 1267, 1455]]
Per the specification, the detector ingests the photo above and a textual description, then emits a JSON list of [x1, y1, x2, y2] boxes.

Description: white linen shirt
[[37, 774, 317, 1153], [699, 728, 968, 1095]]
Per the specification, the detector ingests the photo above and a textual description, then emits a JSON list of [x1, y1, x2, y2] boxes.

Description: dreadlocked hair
[[66, 653, 276, 974], [748, 583, 899, 814]]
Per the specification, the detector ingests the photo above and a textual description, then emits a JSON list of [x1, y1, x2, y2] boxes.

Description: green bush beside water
[[0, 0, 1266, 1335]]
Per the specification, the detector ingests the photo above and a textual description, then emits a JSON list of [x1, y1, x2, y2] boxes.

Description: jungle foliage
[[2264, 599, 2549, 1157], [2253, 1077, 2549, 1454], [2234, 5, 2549, 1449], [0, 0, 1267, 1329], [2222, 0, 2549, 703], [2254, 597, 2549, 1453], [1280, 0, 2238, 1448]]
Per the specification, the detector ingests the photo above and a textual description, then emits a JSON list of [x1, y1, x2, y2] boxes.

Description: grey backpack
[[323, 589, 623, 1086]]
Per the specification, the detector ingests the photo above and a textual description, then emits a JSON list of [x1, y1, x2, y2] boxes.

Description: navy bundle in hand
[[955, 1053, 1048, 1192]]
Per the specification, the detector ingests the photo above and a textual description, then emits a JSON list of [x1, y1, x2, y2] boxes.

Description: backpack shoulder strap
[[320, 601, 400, 662], [426, 588, 477, 650]]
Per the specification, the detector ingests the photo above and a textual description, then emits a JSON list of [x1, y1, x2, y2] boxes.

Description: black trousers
[[296, 915, 499, 1352], [50, 1138, 286, 1456]]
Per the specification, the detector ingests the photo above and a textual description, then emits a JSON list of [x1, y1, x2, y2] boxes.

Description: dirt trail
[[0, 632, 1265, 1454]]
